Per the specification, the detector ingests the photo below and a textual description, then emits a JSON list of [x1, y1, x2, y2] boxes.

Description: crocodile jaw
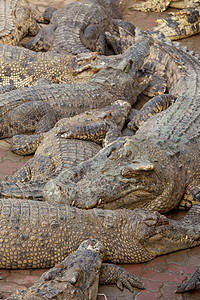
[[43, 136, 186, 213]]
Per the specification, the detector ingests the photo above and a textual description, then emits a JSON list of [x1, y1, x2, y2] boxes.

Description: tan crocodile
[[23, 0, 122, 55], [126, 0, 200, 40], [0, 44, 109, 89], [8, 239, 143, 299], [128, 0, 199, 12], [0, 0, 48, 45]]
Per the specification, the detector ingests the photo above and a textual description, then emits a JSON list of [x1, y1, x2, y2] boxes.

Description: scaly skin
[[127, 94, 175, 131], [148, 6, 200, 41], [43, 39, 200, 213], [0, 0, 47, 45], [23, 0, 121, 55], [0, 199, 200, 269], [0, 101, 130, 200], [0, 37, 151, 139], [128, 1, 200, 40], [128, 0, 199, 12], [8, 239, 143, 299], [0, 44, 103, 89]]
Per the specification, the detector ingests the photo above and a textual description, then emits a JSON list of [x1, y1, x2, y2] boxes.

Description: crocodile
[[23, 0, 122, 55], [8, 239, 143, 299], [43, 37, 200, 213], [148, 6, 200, 41], [0, 101, 130, 200], [0, 44, 106, 89], [127, 0, 200, 40], [128, 0, 199, 12], [1, 198, 200, 270], [0, 0, 48, 45], [0, 36, 151, 139]]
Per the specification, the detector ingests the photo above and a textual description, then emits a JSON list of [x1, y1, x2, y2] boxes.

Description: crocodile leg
[[99, 263, 144, 290], [81, 24, 107, 54], [1, 101, 57, 138], [128, 94, 176, 131], [42, 7, 57, 22], [30, 7, 56, 24], [3, 159, 33, 183], [23, 24, 56, 51], [9, 154, 56, 183], [58, 121, 121, 146], [10, 133, 46, 155]]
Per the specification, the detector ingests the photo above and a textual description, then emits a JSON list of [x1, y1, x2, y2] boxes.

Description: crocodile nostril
[[70, 170, 85, 183]]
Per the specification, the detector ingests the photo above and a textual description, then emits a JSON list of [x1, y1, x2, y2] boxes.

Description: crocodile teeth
[[166, 39, 172, 45], [190, 50, 195, 55], [173, 42, 181, 49], [72, 200, 76, 206], [98, 199, 102, 205], [182, 46, 189, 52]]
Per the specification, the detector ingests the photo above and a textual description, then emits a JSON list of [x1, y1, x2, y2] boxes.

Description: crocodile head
[[125, 205, 200, 262], [43, 135, 186, 213]]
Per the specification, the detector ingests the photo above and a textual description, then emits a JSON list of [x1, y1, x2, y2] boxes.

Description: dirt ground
[[0, 1, 200, 299]]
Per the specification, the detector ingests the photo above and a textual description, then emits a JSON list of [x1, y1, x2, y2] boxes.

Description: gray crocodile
[[23, 0, 122, 55], [43, 37, 200, 213], [0, 36, 151, 139], [0, 101, 130, 200], [0, 0, 48, 45], [1, 198, 200, 270]]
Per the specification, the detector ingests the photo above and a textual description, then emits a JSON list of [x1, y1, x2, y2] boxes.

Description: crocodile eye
[[121, 167, 134, 178], [121, 161, 155, 178]]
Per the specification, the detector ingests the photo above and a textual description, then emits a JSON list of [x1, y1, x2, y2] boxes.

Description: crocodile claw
[[115, 268, 145, 291]]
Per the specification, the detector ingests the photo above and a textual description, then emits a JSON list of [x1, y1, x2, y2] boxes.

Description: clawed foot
[[115, 268, 144, 291], [100, 263, 144, 292]]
